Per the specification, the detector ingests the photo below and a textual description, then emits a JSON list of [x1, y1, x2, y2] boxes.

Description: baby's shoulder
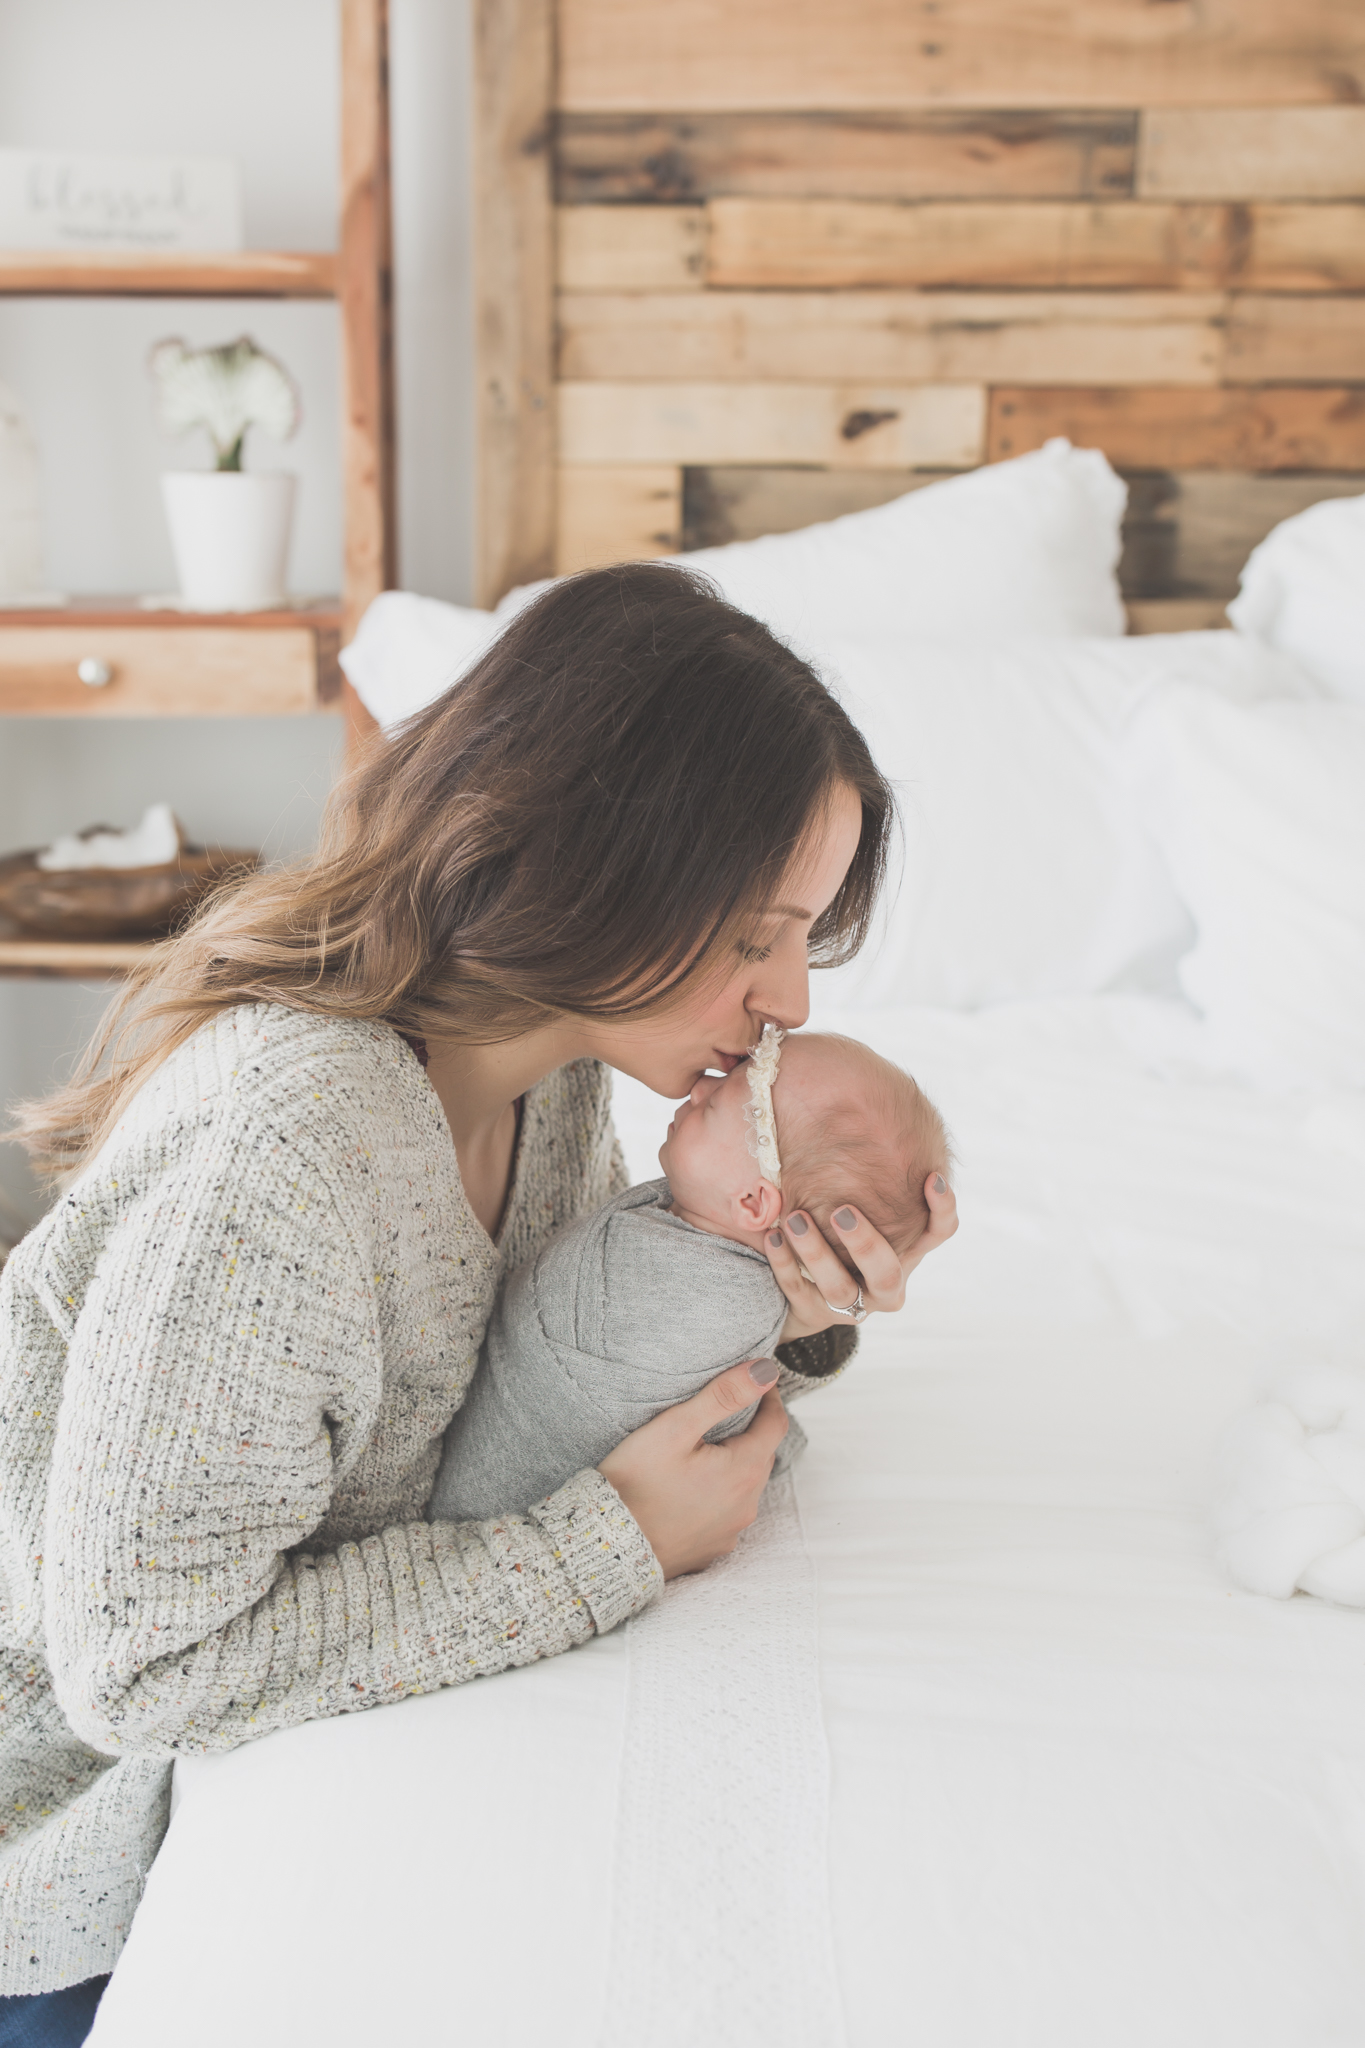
[[596, 1182, 785, 1370]]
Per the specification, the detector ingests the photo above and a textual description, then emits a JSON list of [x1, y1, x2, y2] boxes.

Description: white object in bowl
[[161, 469, 295, 611]]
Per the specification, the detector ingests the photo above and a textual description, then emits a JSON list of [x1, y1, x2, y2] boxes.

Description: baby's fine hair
[[775, 1034, 951, 1275]]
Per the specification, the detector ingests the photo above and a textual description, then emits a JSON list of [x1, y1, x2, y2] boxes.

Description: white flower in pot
[[151, 335, 301, 611]]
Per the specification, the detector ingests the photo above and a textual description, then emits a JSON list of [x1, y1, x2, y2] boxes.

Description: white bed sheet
[[92, 997, 1365, 2048]]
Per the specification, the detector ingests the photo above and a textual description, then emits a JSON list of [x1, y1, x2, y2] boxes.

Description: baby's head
[[659, 1030, 949, 1270]]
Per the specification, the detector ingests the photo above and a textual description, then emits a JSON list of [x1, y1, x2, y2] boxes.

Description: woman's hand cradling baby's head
[[766, 1171, 958, 1341]]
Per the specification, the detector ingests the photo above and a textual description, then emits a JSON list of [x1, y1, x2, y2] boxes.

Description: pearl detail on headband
[[744, 1023, 784, 1187]]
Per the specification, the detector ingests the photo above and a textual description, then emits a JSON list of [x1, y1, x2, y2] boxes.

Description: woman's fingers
[[761, 1224, 847, 1340], [784, 1206, 903, 1311], [819, 1206, 904, 1306], [741, 1384, 791, 1465], [764, 1179, 960, 1333], [658, 1355, 786, 1452], [907, 1171, 959, 1274]]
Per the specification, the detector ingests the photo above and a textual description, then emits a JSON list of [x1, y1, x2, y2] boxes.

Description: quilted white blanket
[[92, 996, 1365, 2048]]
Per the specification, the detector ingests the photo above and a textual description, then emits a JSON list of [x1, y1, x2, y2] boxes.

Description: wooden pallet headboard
[[474, 0, 1365, 629]]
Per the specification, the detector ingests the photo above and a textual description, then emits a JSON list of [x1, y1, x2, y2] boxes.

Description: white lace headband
[[743, 1023, 785, 1187]]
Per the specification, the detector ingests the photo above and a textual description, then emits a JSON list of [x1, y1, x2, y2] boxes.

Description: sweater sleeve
[[773, 1323, 859, 1405], [42, 1124, 661, 1761]]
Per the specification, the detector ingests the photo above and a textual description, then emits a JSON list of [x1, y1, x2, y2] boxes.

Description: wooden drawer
[[0, 624, 331, 716]]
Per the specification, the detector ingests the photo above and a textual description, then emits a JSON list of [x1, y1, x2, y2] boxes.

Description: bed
[[90, 989, 1365, 2046], [91, 5, 1365, 2037]]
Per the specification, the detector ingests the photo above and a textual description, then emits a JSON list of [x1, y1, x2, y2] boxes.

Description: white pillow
[[1131, 690, 1365, 1090], [810, 633, 1313, 1014], [684, 439, 1128, 661], [1229, 494, 1365, 708], [340, 442, 1128, 731], [339, 589, 500, 728]]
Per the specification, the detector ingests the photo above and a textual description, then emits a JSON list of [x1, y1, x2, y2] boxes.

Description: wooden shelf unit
[[0, 0, 391, 979], [0, 250, 338, 297], [0, 934, 155, 981]]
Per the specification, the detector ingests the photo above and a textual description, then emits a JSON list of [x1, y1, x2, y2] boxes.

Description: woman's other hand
[[765, 1170, 959, 1342], [598, 1359, 788, 1579]]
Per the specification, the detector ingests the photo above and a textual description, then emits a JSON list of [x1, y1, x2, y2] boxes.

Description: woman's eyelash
[[739, 943, 773, 964]]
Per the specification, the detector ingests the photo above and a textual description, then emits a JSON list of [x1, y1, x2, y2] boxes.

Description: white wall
[[0, 0, 474, 1233]]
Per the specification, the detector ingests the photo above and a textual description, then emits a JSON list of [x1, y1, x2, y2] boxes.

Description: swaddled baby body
[[428, 1030, 949, 1522]]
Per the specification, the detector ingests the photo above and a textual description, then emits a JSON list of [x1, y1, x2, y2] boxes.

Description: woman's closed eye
[[738, 942, 773, 963]]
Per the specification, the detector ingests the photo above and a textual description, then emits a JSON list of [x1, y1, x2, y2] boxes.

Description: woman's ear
[[736, 1179, 783, 1232]]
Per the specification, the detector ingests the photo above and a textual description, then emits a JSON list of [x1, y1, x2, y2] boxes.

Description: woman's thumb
[[668, 1357, 780, 1444]]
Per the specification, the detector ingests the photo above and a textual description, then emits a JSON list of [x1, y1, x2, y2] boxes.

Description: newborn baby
[[427, 1029, 949, 1522]]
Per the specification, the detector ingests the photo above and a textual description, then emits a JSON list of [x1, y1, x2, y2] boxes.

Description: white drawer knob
[[77, 657, 114, 688]]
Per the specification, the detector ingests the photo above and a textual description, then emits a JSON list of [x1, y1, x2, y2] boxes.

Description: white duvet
[[91, 993, 1365, 2048]]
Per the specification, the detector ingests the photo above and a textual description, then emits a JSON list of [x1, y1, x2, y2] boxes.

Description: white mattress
[[92, 996, 1365, 2047]]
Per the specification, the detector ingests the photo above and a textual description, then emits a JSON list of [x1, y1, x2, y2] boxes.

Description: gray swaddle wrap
[[428, 1176, 789, 1521]]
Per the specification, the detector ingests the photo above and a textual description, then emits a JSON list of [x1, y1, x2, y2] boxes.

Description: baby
[[427, 1029, 949, 1522]]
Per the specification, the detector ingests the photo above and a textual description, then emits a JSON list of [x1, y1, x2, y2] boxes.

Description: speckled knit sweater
[[0, 1004, 668, 1995]]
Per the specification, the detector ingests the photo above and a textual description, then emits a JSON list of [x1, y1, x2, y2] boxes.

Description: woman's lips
[[712, 1050, 745, 1072]]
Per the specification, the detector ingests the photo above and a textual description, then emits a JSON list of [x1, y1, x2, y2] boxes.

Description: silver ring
[[823, 1286, 869, 1326]]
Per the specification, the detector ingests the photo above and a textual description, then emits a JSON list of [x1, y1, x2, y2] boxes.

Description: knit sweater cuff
[[530, 1466, 664, 1634], [774, 1322, 860, 1405]]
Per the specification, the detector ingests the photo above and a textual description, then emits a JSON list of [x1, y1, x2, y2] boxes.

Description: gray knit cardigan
[[0, 1005, 668, 1995]]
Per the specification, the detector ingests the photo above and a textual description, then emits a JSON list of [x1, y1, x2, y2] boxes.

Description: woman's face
[[583, 780, 864, 1099]]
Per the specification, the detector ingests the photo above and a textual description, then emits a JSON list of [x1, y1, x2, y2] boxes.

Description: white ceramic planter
[[161, 470, 296, 611]]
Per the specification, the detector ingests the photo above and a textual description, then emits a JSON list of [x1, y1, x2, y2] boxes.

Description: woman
[[0, 564, 955, 2040]]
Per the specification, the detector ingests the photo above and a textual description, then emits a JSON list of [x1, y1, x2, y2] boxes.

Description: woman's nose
[[753, 955, 810, 1032]]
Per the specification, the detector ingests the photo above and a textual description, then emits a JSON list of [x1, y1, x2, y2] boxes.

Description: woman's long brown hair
[[14, 563, 893, 1175]]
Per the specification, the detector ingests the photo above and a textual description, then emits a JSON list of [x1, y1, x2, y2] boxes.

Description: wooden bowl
[[0, 843, 259, 940]]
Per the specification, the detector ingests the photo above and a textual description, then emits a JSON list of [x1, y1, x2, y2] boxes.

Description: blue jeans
[[0, 1978, 109, 2047]]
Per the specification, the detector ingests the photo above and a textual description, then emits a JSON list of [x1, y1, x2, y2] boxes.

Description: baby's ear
[[735, 1179, 783, 1232]]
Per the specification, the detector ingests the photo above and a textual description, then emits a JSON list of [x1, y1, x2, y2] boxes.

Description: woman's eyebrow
[[766, 902, 812, 921]]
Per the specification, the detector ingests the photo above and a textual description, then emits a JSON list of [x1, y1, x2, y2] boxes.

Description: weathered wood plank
[[1121, 471, 1365, 598], [475, 0, 556, 605], [558, 289, 1225, 384], [1225, 298, 1365, 385], [555, 111, 1137, 203], [706, 198, 1223, 290], [988, 387, 1365, 471], [558, 381, 987, 467], [558, 206, 706, 290], [682, 468, 945, 551], [1139, 108, 1365, 201], [706, 198, 1365, 291], [680, 462, 1365, 598], [556, 465, 683, 572], [1244, 207, 1365, 292], [1124, 600, 1228, 634], [559, 0, 1365, 111]]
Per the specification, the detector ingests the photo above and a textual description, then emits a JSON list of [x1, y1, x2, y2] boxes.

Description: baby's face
[[658, 1061, 771, 1237]]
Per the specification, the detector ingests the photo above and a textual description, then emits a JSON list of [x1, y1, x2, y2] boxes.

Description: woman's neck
[[422, 1023, 579, 1151], [420, 1023, 582, 1239]]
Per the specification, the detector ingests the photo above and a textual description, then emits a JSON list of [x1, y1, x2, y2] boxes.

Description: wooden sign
[[0, 150, 243, 252]]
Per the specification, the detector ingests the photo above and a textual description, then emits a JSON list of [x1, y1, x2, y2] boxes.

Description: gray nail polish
[[787, 1213, 809, 1236], [768, 1229, 783, 1249], [749, 1358, 780, 1387], [933, 1174, 946, 1194], [834, 1207, 856, 1231]]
